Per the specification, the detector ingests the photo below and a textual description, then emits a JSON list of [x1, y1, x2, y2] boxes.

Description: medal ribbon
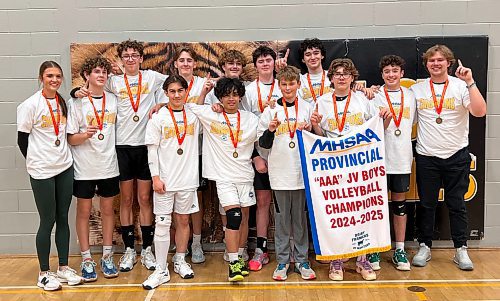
[[167, 105, 188, 148], [184, 77, 195, 102], [282, 97, 298, 139], [222, 110, 241, 150], [429, 79, 449, 116], [383, 86, 404, 129], [88, 93, 106, 131], [256, 79, 275, 113], [42, 91, 61, 138], [307, 71, 325, 102], [332, 90, 352, 134], [124, 72, 142, 114]]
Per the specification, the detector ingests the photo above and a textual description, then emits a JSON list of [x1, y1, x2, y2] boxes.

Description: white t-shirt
[[372, 86, 417, 174], [411, 76, 471, 159], [299, 71, 333, 103], [316, 91, 378, 138], [106, 70, 167, 146], [188, 104, 258, 184], [145, 106, 200, 191], [66, 92, 120, 180], [156, 75, 206, 104], [257, 97, 313, 190], [17, 91, 73, 179]]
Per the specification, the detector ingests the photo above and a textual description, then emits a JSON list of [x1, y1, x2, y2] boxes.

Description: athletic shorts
[[116, 146, 151, 181], [216, 182, 256, 211], [153, 190, 199, 215], [387, 174, 411, 193], [73, 176, 120, 199], [253, 165, 271, 191]]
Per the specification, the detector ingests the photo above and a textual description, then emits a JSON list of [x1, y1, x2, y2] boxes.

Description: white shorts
[[216, 182, 256, 211], [153, 190, 199, 215]]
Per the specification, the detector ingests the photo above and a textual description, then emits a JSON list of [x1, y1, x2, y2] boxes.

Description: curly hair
[[116, 39, 144, 57], [299, 38, 326, 59], [79, 56, 112, 81], [327, 58, 359, 88], [218, 49, 246, 69], [379, 55, 405, 72], [214, 77, 245, 99]]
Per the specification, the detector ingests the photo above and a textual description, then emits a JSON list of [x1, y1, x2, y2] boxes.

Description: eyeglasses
[[121, 54, 141, 61], [333, 72, 352, 79]]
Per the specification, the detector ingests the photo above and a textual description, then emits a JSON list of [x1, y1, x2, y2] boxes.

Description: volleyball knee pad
[[154, 215, 172, 242], [226, 207, 242, 230], [391, 200, 407, 216]]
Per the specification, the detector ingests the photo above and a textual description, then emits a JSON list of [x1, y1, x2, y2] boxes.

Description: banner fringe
[[315, 245, 392, 261]]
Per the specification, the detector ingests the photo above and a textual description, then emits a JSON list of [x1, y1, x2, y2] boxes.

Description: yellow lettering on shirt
[[86, 112, 117, 125], [118, 83, 151, 101], [326, 112, 364, 131], [209, 122, 243, 142], [41, 115, 67, 128], [418, 97, 456, 110], [162, 123, 195, 140], [377, 106, 411, 119]]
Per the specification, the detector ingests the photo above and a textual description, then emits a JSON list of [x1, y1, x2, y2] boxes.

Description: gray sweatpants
[[274, 189, 309, 264]]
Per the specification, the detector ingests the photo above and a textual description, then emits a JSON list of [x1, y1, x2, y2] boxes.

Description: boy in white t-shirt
[[142, 75, 201, 289], [258, 66, 316, 281], [189, 77, 259, 282], [67, 57, 120, 282], [298, 38, 332, 103], [368, 55, 417, 272], [410, 45, 486, 271]]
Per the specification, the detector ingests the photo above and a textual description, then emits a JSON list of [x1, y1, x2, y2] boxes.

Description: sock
[[238, 248, 244, 256], [155, 238, 169, 272], [121, 225, 135, 249], [81, 249, 92, 261], [222, 226, 226, 232], [102, 246, 113, 257], [193, 234, 202, 245], [141, 225, 155, 248], [257, 237, 268, 253], [228, 252, 238, 262], [395, 242, 405, 250], [174, 252, 186, 262], [357, 255, 367, 262]]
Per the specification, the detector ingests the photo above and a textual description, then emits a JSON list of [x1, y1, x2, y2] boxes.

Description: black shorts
[[73, 176, 120, 199], [253, 165, 271, 191], [198, 155, 208, 191], [116, 146, 152, 181], [387, 174, 410, 193]]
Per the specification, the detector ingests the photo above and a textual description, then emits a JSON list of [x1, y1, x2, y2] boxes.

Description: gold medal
[[395, 129, 401, 136], [233, 151, 239, 158], [133, 115, 139, 122], [177, 148, 183, 155], [436, 117, 443, 124], [55, 139, 60, 147], [289, 141, 296, 149]]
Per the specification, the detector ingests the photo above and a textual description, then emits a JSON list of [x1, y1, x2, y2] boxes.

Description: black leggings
[[30, 166, 74, 271]]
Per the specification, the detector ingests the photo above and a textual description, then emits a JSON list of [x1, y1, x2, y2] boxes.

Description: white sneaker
[[37, 272, 62, 291], [174, 260, 194, 279], [56, 267, 84, 286], [119, 247, 137, 272], [142, 269, 170, 290], [454, 246, 474, 271], [412, 243, 431, 267], [141, 246, 157, 270], [242, 247, 249, 262], [191, 243, 205, 264]]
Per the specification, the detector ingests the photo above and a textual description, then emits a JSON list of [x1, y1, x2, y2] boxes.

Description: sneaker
[[37, 272, 62, 291], [392, 249, 411, 271], [142, 269, 170, 290], [367, 252, 381, 271], [294, 262, 316, 280], [174, 260, 194, 279], [272, 263, 289, 281], [191, 242, 205, 264], [228, 260, 244, 282], [57, 266, 84, 286], [328, 260, 344, 281], [356, 259, 377, 281], [412, 243, 431, 267], [100, 253, 119, 278], [119, 247, 137, 272], [453, 246, 474, 271], [141, 246, 156, 270], [238, 256, 249, 276], [80, 259, 97, 282], [248, 249, 270, 271], [223, 249, 229, 262], [242, 247, 249, 261]]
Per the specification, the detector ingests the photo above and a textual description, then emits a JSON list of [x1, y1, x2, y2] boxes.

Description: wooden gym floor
[[1, 249, 500, 301]]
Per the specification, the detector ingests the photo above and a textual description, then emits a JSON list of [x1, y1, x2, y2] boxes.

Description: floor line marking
[[144, 288, 155, 301], [415, 292, 428, 301]]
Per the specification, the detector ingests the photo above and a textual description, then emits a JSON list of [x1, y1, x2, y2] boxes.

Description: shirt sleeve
[[147, 144, 160, 177], [144, 114, 162, 146], [151, 70, 168, 94], [66, 98, 81, 135], [17, 100, 35, 134]]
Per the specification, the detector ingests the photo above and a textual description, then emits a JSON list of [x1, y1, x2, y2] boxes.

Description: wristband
[[467, 82, 477, 89]]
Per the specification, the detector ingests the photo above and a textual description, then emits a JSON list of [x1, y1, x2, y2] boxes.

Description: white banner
[[297, 116, 391, 260]]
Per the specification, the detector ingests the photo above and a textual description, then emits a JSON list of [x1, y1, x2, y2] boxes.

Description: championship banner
[[297, 116, 391, 260]]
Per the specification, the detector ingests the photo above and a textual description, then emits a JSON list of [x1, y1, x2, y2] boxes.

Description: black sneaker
[[228, 260, 244, 282], [238, 256, 249, 276]]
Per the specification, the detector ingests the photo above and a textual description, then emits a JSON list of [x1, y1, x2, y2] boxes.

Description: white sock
[[222, 226, 227, 232], [81, 249, 92, 261], [357, 255, 366, 262], [103, 246, 113, 257], [155, 239, 170, 272], [238, 248, 244, 256], [228, 252, 238, 262], [193, 234, 202, 245], [174, 252, 186, 262], [395, 242, 405, 250]]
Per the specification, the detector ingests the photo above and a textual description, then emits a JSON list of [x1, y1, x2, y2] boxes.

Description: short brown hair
[[423, 44, 455, 72], [80, 56, 112, 81], [327, 58, 359, 88], [174, 45, 197, 62], [276, 65, 300, 83], [379, 55, 405, 72], [218, 49, 246, 69], [117, 39, 144, 57]]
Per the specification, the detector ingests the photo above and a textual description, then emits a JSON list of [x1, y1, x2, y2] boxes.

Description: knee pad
[[226, 207, 242, 230], [154, 215, 172, 242], [391, 200, 407, 216]]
